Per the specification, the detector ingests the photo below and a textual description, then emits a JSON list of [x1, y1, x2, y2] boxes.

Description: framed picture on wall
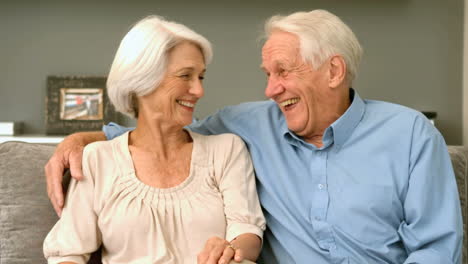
[[46, 76, 119, 135], [59, 88, 104, 120]]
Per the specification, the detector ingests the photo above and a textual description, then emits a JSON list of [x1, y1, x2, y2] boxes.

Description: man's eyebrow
[[260, 61, 286, 72]]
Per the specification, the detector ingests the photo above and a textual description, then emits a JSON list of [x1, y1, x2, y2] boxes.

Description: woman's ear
[[328, 55, 347, 88]]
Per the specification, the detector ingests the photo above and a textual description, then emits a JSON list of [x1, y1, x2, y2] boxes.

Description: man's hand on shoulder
[[44, 131, 106, 216]]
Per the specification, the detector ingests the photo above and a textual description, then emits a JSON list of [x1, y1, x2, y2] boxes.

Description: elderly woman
[[43, 16, 265, 264]]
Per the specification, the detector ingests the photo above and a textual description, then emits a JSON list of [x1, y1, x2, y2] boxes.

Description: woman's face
[[139, 41, 206, 127]]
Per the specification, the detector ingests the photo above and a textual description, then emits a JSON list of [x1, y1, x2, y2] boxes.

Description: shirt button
[[318, 184, 324, 189], [315, 216, 321, 221], [330, 244, 337, 250]]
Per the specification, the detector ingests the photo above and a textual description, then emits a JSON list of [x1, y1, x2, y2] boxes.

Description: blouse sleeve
[[214, 134, 266, 242], [43, 145, 102, 264]]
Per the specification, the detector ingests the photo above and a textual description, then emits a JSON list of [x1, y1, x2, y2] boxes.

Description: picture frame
[[46, 76, 119, 135]]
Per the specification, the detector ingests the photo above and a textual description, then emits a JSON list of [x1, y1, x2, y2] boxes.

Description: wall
[[0, 0, 463, 144], [465, 0, 468, 146]]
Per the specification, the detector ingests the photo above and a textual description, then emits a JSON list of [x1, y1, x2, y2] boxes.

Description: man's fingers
[[49, 160, 65, 213], [207, 242, 231, 264], [233, 248, 244, 262], [69, 147, 84, 180], [51, 198, 62, 217], [206, 249, 224, 264], [218, 246, 235, 264], [52, 174, 64, 209], [45, 158, 65, 212], [198, 237, 234, 264], [197, 252, 208, 264]]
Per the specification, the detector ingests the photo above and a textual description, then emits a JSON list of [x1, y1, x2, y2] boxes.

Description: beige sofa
[[0, 141, 467, 264]]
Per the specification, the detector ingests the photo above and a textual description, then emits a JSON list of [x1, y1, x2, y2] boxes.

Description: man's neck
[[302, 88, 352, 147]]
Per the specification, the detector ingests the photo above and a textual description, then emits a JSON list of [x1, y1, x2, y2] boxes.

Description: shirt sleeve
[[189, 107, 239, 136], [399, 125, 463, 264], [43, 146, 102, 264], [103, 122, 134, 140], [213, 134, 266, 242], [102, 110, 218, 140]]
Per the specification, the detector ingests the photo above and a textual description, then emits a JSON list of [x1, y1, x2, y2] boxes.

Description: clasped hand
[[198, 236, 245, 264]]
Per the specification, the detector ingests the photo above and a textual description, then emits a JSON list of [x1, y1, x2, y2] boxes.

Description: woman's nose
[[190, 80, 204, 98]]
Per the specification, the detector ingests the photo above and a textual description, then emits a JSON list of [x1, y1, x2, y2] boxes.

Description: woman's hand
[[197, 236, 245, 264]]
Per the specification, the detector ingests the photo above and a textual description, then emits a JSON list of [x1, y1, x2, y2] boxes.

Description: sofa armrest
[[448, 145, 468, 263]]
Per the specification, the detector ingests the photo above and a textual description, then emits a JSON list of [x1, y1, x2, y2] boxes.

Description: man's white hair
[[264, 9, 363, 83], [107, 15, 213, 118]]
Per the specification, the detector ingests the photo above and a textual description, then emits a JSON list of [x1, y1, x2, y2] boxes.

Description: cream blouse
[[43, 131, 266, 264]]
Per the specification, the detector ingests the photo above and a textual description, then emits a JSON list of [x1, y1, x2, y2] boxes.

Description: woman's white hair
[[107, 16, 213, 118], [264, 9, 363, 83]]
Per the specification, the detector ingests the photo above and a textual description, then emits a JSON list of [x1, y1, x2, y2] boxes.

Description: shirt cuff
[[226, 222, 264, 242], [403, 248, 454, 264], [47, 255, 89, 264]]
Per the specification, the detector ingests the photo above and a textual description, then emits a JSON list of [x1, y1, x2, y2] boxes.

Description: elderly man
[[46, 9, 462, 264]]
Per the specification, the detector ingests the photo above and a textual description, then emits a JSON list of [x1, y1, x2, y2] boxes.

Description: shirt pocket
[[331, 184, 399, 244]]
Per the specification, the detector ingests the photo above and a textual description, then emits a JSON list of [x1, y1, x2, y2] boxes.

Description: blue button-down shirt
[[104, 90, 462, 264]]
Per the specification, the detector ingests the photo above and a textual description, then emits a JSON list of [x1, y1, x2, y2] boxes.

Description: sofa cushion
[[0, 141, 101, 264], [0, 141, 466, 264]]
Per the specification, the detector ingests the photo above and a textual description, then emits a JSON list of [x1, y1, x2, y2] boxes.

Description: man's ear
[[328, 55, 347, 88]]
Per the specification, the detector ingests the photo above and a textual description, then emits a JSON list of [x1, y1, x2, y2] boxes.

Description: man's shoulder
[[218, 100, 278, 119], [364, 99, 428, 121], [363, 99, 438, 135], [365, 99, 419, 114], [189, 100, 281, 137], [217, 100, 282, 130], [194, 131, 244, 145], [191, 131, 246, 150]]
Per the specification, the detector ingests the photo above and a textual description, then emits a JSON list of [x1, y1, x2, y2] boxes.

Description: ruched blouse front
[[43, 131, 266, 264]]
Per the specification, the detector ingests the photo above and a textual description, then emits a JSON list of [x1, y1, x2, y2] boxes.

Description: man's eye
[[199, 76, 205, 80], [180, 74, 190, 79]]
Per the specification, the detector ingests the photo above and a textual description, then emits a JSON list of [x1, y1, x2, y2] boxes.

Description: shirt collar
[[281, 88, 365, 149], [330, 88, 365, 148]]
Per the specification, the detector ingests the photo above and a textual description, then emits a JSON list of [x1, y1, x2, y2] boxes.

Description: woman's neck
[[129, 113, 191, 161]]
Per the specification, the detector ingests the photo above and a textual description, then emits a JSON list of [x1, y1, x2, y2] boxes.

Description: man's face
[[261, 31, 329, 139]]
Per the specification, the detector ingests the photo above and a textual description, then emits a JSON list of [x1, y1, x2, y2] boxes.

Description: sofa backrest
[[0, 141, 467, 264], [0, 141, 101, 264]]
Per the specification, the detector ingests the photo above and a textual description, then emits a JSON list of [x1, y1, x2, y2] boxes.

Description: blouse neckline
[[114, 129, 203, 195]]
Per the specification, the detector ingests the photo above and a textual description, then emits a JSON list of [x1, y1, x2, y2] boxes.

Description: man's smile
[[279, 97, 300, 110]]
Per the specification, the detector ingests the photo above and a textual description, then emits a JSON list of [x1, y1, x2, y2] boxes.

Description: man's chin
[[286, 122, 304, 135]]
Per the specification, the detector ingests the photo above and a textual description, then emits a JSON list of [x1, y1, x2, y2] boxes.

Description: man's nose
[[264, 75, 284, 98]]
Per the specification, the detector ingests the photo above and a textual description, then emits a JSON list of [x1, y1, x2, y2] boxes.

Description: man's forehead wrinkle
[[262, 34, 303, 72]]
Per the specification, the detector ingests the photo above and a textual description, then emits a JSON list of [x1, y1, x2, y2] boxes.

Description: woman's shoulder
[[81, 133, 129, 191], [190, 132, 248, 166], [83, 132, 128, 161]]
